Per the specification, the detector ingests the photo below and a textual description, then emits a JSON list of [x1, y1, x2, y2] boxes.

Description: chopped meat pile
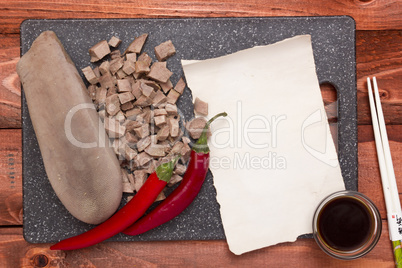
[[81, 35, 208, 201]]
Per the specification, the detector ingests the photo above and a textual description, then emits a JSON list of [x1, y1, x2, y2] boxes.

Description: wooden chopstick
[[367, 77, 402, 267]]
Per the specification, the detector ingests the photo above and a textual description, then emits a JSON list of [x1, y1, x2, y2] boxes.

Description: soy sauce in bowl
[[313, 191, 382, 260]]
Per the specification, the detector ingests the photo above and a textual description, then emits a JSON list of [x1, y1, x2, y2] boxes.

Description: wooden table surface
[[0, 0, 401, 267]]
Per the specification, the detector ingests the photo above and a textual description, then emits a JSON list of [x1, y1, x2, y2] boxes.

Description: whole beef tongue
[[17, 31, 123, 225]]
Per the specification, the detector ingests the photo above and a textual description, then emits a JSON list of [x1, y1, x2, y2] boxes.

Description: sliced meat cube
[[148, 91, 157, 100], [140, 108, 152, 124], [121, 168, 130, 182], [106, 85, 118, 97], [147, 62, 173, 83], [154, 40, 176, 61], [125, 131, 138, 146], [95, 87, 107, 107], [116, 69, 127, 79], [186, 117, 210, 139], [131, 81, 143, 99], [113, 110, 126, 123], [156, 125, 170, 141], [144, 159, 157, 174], [104, 117, 126, 138], [118, 92, 135, 104], [133, 169, 148, 192], [155, 191, 166, 201], [87, 84, 97, 101], [110, 50, 121, 60], [134, 95, 152, 107], [154, 108, 167, 116], [137, 136, 151, 152], [124, 119, 143, 132], [174, 77, 186, 94], [124, 144, 137, 161], [137, 52, 152, 66], [154, 115, 166, 127], [109, 57, 124, 75], [105, 94, 121, 116], [98, 72, 115, 89], [125, 75, 135, 85], [89, 40, 110, 62], [134, 124, 149, 138], [168, 174, 183, 187], [122, 60, 136, 75], [99, 61, 110, 75], [127, 172, 135, 187], [117, 79, 131, 92], [135, 61, 151, 74], [170, 142, 184, 155], [174, 164, 187, 175], [93, 66, 101, 78], [122, 181, 134, 193], [181, 142, 192, 162], [139, 82, 154, 97], [120, 101, 134, 111], [125, 107, 142, 119], [160, 141, 172, 154], [165, 103, 178, 115], [159, 79, 173, 94], [168, 116, 180, 137], [136, 113, 145, 124], [126, 53, 136, 62], [145, 144, 166, 157], [157, 103, 167, 108], [166, 89, 181, 104], [108, 36, 122, 48], [82, 66, 98, 84], [194, 97, 208, 116], [182, 136, 191, 145], [152, 90, 167, 106], [126, 33, 148, 54], [135, 152, 153, 167], [111, 138, 125, 157], [141, 80, 161, 91], [124, 119, 142, 130], [149, 134, 158, 144]]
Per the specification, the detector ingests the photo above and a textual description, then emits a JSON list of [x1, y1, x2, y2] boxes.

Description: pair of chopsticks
[[367, 77, 402, 267]]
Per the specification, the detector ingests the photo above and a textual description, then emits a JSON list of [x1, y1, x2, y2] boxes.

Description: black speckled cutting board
[[21, 17, 357, 243]]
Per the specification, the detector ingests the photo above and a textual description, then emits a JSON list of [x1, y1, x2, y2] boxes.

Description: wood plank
[[1, 30, 401, 129], [356, 30, 402, 125], [0, 129, 22, 225], [358, 125, 402, 218], [0, 221, 394, 267], [0, 34, 20, 129], [0, 0, 401, 33]]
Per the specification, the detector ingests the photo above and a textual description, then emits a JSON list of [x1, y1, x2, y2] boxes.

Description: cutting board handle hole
[[320, 82, 338, 151]]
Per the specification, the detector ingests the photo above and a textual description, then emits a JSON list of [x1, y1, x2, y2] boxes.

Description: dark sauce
[[317, 197, 373, 251]]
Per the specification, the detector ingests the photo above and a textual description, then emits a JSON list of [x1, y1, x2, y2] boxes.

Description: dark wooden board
[[21, 17, 357, 243]]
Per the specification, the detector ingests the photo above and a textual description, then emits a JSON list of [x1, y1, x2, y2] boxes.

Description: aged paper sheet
[[182, 35, 345, 255]]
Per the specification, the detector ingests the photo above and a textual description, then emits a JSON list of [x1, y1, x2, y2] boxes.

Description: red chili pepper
[[50, 156, 179, 250], [123, 112, 227, 236]]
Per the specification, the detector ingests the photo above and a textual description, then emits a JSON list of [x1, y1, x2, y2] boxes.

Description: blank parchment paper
[[182, 35, 345, 255]]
